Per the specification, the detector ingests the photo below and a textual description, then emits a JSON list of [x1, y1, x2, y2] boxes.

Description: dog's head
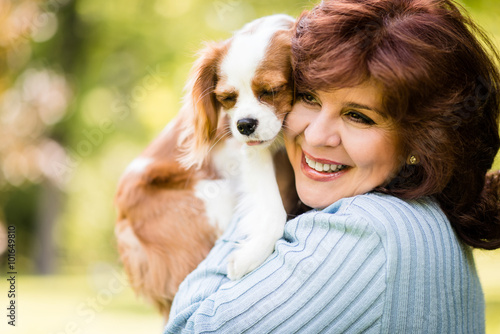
[[179, 14, 295, 168]]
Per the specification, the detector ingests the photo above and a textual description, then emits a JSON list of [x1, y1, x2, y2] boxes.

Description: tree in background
[[0, 0, 76, 273]]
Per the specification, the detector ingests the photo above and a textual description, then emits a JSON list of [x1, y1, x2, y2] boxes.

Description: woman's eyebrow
[[344, 102, 385, 117]]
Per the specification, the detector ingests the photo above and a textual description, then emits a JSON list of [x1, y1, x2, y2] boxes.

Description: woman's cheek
[[286, 105, 310, 137]]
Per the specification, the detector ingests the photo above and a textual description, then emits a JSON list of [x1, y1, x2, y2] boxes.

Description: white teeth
[[305, 156, 346, 173], [306, 157, 315, 169]]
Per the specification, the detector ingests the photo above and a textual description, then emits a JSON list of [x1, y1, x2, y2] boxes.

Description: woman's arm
[[164, 197, 387, 333]]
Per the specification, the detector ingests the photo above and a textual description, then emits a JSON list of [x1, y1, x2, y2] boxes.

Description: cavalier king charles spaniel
[[115, 14, 299, 318]]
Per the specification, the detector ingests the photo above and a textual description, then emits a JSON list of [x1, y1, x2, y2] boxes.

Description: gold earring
[[407, 155, 419, 165]]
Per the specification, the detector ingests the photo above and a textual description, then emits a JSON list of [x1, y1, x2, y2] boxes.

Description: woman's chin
[[297, 189, 338, 210]]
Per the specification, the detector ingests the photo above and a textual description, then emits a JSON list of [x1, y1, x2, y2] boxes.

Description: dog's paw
[[227, 242, 272, 280], [226, 208, 286, 280]]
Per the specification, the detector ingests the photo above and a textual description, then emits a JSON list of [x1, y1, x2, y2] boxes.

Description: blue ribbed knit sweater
[[164, 193, 485, 333]]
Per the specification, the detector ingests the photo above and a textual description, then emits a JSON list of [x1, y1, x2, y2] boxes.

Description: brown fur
[[115, 115, 221, 317], [253, 30, 294, 124], [182, 41, 231, 168]]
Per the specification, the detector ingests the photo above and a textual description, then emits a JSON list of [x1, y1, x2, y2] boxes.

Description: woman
[[164, 0, 500, 332]]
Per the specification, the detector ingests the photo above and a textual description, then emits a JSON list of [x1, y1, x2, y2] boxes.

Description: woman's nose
[[304, 115, 341, 148]]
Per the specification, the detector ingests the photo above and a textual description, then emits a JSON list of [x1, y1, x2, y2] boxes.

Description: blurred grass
[[475, 248, 500, 334], [0, 271, 162, 334], [0, 251, 499, 334]]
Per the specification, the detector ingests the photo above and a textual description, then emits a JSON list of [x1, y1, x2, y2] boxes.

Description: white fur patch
[[211, 137, 242, 178], [194, 138, 241, 232], [115, 223, 146, 258], [124, 157, 153, 176], [195, 179, 236, 233]]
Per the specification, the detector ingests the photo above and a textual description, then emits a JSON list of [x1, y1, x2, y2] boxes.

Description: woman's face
[[284, 82, 401, 209]]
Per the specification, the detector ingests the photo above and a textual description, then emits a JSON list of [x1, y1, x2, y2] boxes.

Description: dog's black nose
[[236, 118, 258, 136]]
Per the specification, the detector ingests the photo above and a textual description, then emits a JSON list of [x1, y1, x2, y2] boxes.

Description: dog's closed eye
[[258, 89, 274, 100], [258, 84, 286, 100], [215, 92, 238, 109], [257, 85, 287, 105]]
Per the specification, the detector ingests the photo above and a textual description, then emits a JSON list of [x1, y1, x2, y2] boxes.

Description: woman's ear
[[178, 40, 229, 169]]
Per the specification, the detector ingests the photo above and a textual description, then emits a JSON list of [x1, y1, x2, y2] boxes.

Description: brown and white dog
[[114, 14, 298, 318]]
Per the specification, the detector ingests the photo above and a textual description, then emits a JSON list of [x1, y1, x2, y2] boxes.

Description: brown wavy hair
[[292, 0, 500, 249]]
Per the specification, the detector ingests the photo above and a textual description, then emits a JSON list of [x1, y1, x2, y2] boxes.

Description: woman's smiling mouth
[[301, 152, 350, 181]]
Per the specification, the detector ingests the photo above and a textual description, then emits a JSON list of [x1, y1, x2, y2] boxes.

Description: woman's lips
[[300, 152, 349, 182]]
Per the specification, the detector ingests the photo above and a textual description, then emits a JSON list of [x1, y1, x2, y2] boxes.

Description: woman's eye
[[297, 92, 319, 105], [344, 110, 375, 125]]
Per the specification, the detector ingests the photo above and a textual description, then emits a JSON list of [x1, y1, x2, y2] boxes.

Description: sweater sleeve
[[163, 197, 388, 334]]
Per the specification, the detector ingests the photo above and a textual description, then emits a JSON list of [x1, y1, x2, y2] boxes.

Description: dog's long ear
[[178, 41, 229, 169]]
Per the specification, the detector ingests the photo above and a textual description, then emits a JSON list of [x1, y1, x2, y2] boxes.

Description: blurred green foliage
[[0, 0, 498, 274], [0, 0, 312, 272]]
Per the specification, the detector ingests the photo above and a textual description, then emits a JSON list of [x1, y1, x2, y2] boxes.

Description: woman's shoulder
[[323, 192, 444, 219], [315, 195, 482, 332], [315, 192, 460, 256], [324, 192, 448, 231]]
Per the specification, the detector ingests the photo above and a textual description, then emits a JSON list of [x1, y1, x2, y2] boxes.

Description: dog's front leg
[[227, 145, 287, 280]]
